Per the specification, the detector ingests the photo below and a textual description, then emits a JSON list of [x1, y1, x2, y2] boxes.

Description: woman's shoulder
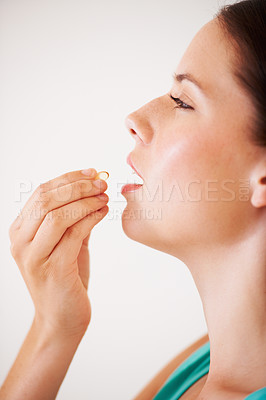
[[132, 333, 209, 400]]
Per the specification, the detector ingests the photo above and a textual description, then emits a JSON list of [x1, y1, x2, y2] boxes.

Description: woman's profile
[[1, 0, 266, 399]]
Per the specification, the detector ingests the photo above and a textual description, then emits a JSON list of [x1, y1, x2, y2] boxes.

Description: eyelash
[[169, 94, 194, 110]]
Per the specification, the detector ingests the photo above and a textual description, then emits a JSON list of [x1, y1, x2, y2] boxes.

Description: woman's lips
[[126, 153, 144, 181], [121, 183, 143, 195], [121, 153, 144, 196]]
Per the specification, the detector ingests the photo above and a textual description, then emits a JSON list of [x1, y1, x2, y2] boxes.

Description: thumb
[[82, 231, 91, 246]]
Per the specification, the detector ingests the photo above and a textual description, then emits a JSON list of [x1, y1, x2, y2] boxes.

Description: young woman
[[1, 0, 265, 399]]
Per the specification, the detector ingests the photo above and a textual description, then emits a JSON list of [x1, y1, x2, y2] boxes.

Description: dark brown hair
[[215, 0, 266, 147]]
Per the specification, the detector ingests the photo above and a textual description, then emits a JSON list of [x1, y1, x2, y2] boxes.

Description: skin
[[1, 16, 266, 400], [123, 18, 266, 398], [0, 168, 109, 400]]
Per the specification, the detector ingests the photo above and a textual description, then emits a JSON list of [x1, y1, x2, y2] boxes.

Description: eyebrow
[[172, 72, 205, 93]]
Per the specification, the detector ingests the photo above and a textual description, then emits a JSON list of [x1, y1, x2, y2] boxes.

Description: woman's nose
[[124, 115, 144, 144], [124, 108, 154, 145]]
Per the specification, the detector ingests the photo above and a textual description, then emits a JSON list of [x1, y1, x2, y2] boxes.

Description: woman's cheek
[[151, 134, 203, 194]]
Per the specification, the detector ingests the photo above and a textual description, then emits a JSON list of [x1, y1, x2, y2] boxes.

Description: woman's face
[[121, 18, 262, 260]]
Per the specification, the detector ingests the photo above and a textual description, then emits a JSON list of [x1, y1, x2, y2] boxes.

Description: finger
[[41, 168, 98, 191], [19, 168, 98, 225], [77, 238, 91, 288], [9, 213, 24, 238], [19, 178, 108, 242], [52, 205, 109, 265], [82, 232, 91, 247], [30, 194, 109, 259]]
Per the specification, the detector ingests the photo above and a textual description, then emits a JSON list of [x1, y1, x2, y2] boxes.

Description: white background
[[0, 1, 223, 398]]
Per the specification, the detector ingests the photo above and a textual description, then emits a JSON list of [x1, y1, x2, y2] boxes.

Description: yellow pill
[[95, 171, 109, 181]]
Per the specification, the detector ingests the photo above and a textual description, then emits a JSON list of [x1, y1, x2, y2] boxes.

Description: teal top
[[153, 341, 266, 400]]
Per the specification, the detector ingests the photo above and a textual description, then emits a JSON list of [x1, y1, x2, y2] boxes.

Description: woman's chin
[[121, 204, 162, 250], [121, 204, 146, 243]]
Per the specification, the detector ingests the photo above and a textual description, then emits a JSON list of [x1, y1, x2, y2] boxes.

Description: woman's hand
[[0, 168, 109, 400], [8, 168, 109, 339]]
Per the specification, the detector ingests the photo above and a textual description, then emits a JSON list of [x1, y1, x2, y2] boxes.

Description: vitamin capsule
[[95, 171, 109, 181]]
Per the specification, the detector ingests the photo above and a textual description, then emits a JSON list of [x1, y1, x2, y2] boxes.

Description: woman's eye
[[169, 94, 193, 110]]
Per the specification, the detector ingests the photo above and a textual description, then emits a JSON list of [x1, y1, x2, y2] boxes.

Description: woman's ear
[[251, 173, 266, 208]]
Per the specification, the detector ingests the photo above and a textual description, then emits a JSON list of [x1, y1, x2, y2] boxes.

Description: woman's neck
[[186, 230, 266, 393]]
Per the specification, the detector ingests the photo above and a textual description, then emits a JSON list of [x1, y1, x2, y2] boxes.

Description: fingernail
[[93, 179, 104, 188], [81, 168, 95, 177]]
